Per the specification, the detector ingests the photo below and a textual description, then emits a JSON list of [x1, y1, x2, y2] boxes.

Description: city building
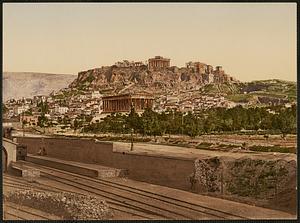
[[166, 96, 179, 104], [20, 115, 39, 126], [14, 105, 30, 115], [148, 56, 170, 70], [102, 93, 154, 113], [54, 106, 69, 114], [91, 91, 102, 99]]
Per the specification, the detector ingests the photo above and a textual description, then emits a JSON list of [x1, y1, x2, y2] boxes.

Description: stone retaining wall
[[17, 137, 195, 191]]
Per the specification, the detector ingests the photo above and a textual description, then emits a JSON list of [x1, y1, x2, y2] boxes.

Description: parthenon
[[148, 56, 170, 70], [102, 93, 154, 113]]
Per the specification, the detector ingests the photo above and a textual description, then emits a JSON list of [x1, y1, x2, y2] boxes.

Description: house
[[20, 115, 39, 126], [91, 91, 102, 99], [54, 106, 69, 114]]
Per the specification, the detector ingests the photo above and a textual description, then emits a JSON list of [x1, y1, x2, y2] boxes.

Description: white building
[[92, 91, 102, 99], [15, 105, 30, 115], [54, 106, 69, 114], [166, 96, 179, 104], [285, 103, 292, 108]]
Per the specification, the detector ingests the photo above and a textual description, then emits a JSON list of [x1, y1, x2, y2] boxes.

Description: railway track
[[4, 212, 26, 220], [12, 161, 249, 220], [3, 173, 162, 220], [4, 202, 52, 220]]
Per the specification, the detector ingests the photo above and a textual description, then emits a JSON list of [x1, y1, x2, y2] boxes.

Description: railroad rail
[[4, 202, 52, 220], [10, 161, 249, 220], [3, 173, 161, 220]]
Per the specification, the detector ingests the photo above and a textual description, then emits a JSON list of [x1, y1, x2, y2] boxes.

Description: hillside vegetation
[[201, 80, 296, 104]]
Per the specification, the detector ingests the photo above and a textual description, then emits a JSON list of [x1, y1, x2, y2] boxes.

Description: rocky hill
[[3, 72, 76, 101], [68, 65, 296, 105], [69, 65, 236, 96], [4, 68, 295, 107]]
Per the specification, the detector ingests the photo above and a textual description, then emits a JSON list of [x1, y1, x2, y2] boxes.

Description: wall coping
[[17, 136, 114, 146], [16, 136, 94, 141], [113, 150, 197, 161], [3, 137, 19, 145]]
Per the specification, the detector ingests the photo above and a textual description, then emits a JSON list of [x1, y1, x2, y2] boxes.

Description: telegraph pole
[[130, 101, 135, 151], [130, 128, 134, 151], [22, 112, 25, 137], [181, 113, 184, 135], [83, 115, 86, 136]]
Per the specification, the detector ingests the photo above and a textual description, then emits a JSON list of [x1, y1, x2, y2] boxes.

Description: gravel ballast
[[5, 189, 113, 220]]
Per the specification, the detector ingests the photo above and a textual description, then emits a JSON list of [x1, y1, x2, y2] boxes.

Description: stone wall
[[16, 137, 195, 191], [2, 138, 18, 170]]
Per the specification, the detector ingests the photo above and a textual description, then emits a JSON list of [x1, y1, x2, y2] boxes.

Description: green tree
[[37, 100, 49, 114], [276, 108, 296, 136], [38, 115, 48, 128], [183, 112, 199, 137], [24, 108, 33, 115], [127, 106, 142, 133]]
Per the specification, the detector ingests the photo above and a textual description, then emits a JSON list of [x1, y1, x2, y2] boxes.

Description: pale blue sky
[[3, 3, 297, 81]]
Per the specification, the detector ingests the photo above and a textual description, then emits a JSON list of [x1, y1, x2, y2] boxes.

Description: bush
[[249, 145, 295, 153]]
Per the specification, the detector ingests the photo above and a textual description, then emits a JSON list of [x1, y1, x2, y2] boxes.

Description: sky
[[3, 3, 297, 82]]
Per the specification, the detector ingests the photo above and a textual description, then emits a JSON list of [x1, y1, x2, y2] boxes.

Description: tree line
[[84, 105, 296, 137]]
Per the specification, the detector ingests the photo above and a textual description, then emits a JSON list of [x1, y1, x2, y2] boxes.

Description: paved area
[[113, 141, 297, 161], [27, 154, 125, 172]]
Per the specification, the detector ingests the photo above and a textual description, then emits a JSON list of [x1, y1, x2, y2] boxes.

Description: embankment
[[16, 137, 296, 213]]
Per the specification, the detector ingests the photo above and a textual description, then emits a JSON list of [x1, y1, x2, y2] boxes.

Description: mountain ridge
[[3, 72, 76, 101]]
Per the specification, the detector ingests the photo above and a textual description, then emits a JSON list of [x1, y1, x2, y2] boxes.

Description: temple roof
[[102, 92, 154, 100]]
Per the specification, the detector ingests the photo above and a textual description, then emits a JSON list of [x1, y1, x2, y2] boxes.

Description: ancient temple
[[102, 93, 154, 113], [148, 56, 170, 70]]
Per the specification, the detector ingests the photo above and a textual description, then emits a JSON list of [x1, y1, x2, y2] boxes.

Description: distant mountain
[[3, 72, 76, 101]]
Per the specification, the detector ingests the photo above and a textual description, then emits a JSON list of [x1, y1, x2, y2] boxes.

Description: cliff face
[[3, 72, 76, 101], [69, 66, 233, 95]]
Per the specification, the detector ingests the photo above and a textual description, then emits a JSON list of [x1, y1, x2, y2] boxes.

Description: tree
[[277, 109, 296, 136], [22, 120, 28, 126], [24, 108, 33, 116], [73, 119, 80, 132], [127, 106, 142, 133], [183, 112, 199, 138], [37, 100, 49, 114], [38, 115, 48, 128], [204, 118, 215, 134], [141, 108, 154, 136]]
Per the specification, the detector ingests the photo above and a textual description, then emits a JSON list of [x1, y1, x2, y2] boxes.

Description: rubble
[[191, 156, 296, 213], [4, 189, 113, 220]]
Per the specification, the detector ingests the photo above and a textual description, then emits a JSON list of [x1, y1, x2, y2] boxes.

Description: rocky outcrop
[[69, 65, 235, 95], [191, 156, 297, 213]]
